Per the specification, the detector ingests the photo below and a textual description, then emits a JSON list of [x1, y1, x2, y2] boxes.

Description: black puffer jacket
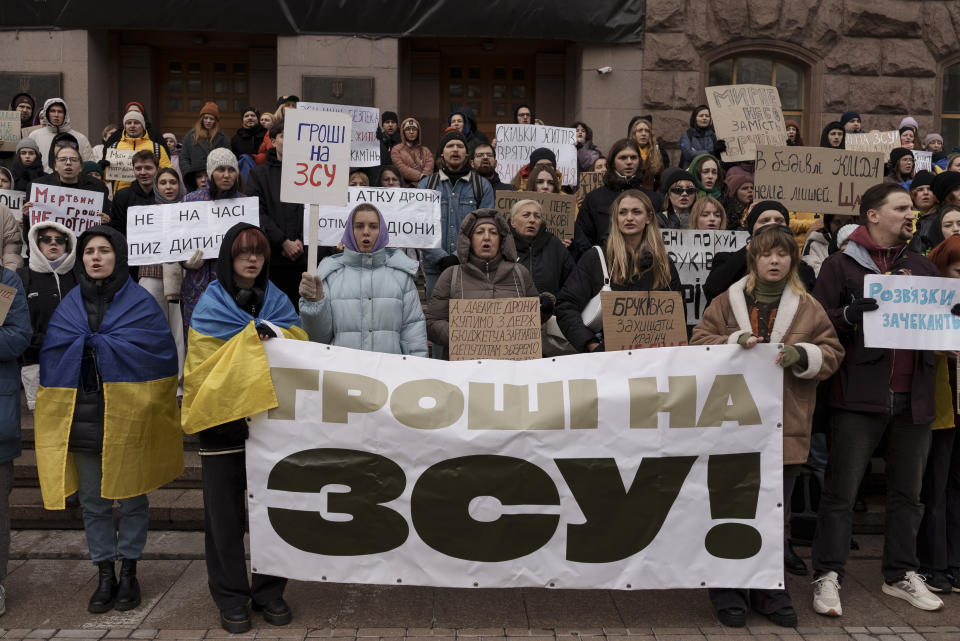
[[512, 226, 576, 296], [231, 124, 267, 158], [110, 181, 154, 236], [69, 225, 130, 453], [571, 174, 664, 260]]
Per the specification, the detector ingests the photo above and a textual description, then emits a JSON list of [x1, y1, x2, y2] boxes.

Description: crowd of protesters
[[2, 90, 960, 632]]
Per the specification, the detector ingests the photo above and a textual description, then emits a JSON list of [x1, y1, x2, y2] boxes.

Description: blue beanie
[[840, 111, 861, 127]]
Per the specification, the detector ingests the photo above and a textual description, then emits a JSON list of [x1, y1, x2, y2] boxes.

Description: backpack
[[425, 171, 484, 205]]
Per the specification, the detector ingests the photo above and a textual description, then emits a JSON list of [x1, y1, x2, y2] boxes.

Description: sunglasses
[[39, 235, 67, 245], [670, 187, 697, 196]]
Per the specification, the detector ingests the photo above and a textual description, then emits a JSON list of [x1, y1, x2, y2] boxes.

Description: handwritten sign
[[28, 184, 103, 233], [754, 145, 885, 216], [495, 124, 578, 187], [302, 187, 442, 249], [494, 190, 577, 242], [125, 197, 260, 266], [661, 230, 750, 324], [601, 291, 687, 350], [863, 274, 960, 350], [104, 148, 136, 182], [577, 171, 604, 201], [280, 108, 351, 206], [0, 189, 25, 212], [705, 84, 787, 162], [298, 102, 380, 167], [914, 150, 932, 173], [0, 111, 19, 145], [0, 283, 17, 326], [844, 130, 899, 155], [448, 297, 541, 361]]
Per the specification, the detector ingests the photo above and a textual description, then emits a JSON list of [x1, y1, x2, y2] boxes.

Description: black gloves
[[951, 303, 960, 317], [437, 255, 459, 272], [539, 293, 555, 318], [843, 297, 878, 325], [714, 139, 727, 156]]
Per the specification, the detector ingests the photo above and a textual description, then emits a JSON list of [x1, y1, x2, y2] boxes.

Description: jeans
[[0, 462, 12, 583], [420, 247, 448, 303], [812, 394, 932, 583], [73, 451, 150, 563]]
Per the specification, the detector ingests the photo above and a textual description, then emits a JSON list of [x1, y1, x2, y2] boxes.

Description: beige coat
[[691, 276, 844, 465], [0, 205, 23, 271]]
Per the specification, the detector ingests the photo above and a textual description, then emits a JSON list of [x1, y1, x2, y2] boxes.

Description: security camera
[[596, 66, 613, 75]]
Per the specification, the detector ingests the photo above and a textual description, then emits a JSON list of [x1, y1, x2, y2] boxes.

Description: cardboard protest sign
[[248, 340, 785, 589], [0, 189, 25, 212], [280, 108, 351, 206], [0, 284, 17, 325], [705, 84, 787, 162], [495, 124, 577, 186], [494, 190, 577, 242], [863, 274, 960, 350], [661, 230, 750, 324], [298, 102, 380, 166], [125, 197, 260, 266], [913, 150, 932, 173], [104, 148, 136, 182], [844, 130, 899, 155], [302, 187, 441, 248], [448, 297, 541, 361], [600, 291, 687, 350], [0, 111, 19, 145], [754, 145, 885, 216], [28, 184, 103, 233], [577, 171, 604, 201]]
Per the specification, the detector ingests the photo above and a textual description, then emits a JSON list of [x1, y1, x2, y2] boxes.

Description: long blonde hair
[[744, 225, 808, 298], [629, 119, 664, 182], [606, 189, 672, 288], [190, 113, 221, 144], [688, 196, 727, 229]]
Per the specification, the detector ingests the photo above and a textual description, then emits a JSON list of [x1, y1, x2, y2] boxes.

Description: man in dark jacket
[[810, 183, 943, 617], [110, 149, 157, 236], [230, 107, 266, 159], [376, 111, 401, 166], [245, 121, 332, 309]]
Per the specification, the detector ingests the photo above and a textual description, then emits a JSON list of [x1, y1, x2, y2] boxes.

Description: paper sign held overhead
[[280, 108, 351, 206], [297, 102, 380, 167], [705, 84, 787, 162], [494, 124, 578, 187]]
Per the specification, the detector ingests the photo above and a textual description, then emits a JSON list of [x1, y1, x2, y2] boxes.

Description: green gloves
[[779, 344, 802, 369]]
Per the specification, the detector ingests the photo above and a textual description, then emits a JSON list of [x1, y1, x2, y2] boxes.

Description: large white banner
[[302, 187, 442, 249], [298, 102, 380, 167], [495, 124, 577, 187], [247, 341, 785, 590], [28, 183, 103, 233], [863, 274, 960, 350], [661, 230, 750, 325], [125, 197, 260, 265]]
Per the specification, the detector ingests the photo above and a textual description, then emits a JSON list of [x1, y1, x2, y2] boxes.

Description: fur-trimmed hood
[[27, 221, 77, 275]]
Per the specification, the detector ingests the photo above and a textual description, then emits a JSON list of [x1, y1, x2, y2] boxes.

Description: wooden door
[[440, 57, 535, 141], [156, 51, 250, 137]]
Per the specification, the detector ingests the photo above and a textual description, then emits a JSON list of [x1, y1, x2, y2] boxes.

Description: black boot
[[88, 560, 117, 613], [115, 559, 141, 611]]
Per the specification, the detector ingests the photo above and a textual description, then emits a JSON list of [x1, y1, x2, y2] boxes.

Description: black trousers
[[201, 451, 286, 610], [919, 427, 958, 571]]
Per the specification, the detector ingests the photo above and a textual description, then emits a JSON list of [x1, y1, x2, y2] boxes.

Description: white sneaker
[[813, 571, 842, 616], [882, 571, 944, 611]]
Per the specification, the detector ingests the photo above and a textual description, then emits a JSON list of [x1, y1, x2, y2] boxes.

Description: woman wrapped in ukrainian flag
[[35, 224, 183, 614], [181, 222, 307, 634]]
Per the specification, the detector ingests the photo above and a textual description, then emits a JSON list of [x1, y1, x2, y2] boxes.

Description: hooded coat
[[573, 121, 602, 173], [679, 108, 718, 169], [0, 169, 23, 270], [819, 122, 846, 149], [29, 98, 96, 172], [17, 221, 78, 366], [426, 210, 540, 348], [446, 110, 490, 151], [11, 144, 46, 193], [571, 172, 664, 260], [390, 118, 434, 186]]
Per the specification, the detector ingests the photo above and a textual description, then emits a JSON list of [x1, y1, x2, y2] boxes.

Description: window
[[709, 55, 805, 132], [441, 59, 535, 135], [942, 62, 960, 151]]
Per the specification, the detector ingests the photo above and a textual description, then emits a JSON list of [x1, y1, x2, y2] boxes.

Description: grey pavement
[[2, 532, 960, 640]]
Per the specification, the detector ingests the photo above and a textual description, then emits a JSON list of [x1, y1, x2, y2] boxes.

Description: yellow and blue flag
[[35, 279, 183, 510], [182, 279, 307, 434]]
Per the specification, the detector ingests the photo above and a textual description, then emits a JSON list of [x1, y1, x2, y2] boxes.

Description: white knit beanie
[[206, 147, 239, 177]]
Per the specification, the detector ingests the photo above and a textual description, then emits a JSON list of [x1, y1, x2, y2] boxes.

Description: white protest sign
[[661, 229, 750, 324], [302, 187, 441, 249], [913, 151, 932, 173], [298, 102, 380, 167], [0, 189, 25, 212], [28, 184, 103, 233], [863, 274, 960, 350], [125, 197, 260, 266], [844, 130, 900, 155], [280, 108, 351, 206], [705, 85, 787, 162], [495, 124, 578, 187], [0, 111, 20, 144], [104, 148, 136, 182], [247, 340, 784, 590]]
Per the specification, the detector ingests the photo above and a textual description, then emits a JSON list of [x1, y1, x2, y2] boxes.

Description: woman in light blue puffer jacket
[[299, 203, 427, 356]]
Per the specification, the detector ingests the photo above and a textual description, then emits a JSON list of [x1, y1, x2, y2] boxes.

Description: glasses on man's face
[[670, 187, 696, 196], [39, 235, 67, 246], [58, 156, 81, 165]]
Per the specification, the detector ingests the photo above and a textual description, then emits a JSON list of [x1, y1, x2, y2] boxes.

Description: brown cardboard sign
[[0, 283, 17, 326], [448, 297, 541, 361], [705, 84, 787, 162], [576, 171, 604, 202], [754, 145, 885, 216], [495, 190, 577, 242], [844, 130, 899, 155], [601, 290, 687, 350], [0, 111, 20, 145]]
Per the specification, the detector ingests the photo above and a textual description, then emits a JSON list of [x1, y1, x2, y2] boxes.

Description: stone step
[[13, 449, 202, 489]]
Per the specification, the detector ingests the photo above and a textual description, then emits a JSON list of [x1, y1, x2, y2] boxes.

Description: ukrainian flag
[[35, 280, 183, 510], [182, 280, 307, 434]]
